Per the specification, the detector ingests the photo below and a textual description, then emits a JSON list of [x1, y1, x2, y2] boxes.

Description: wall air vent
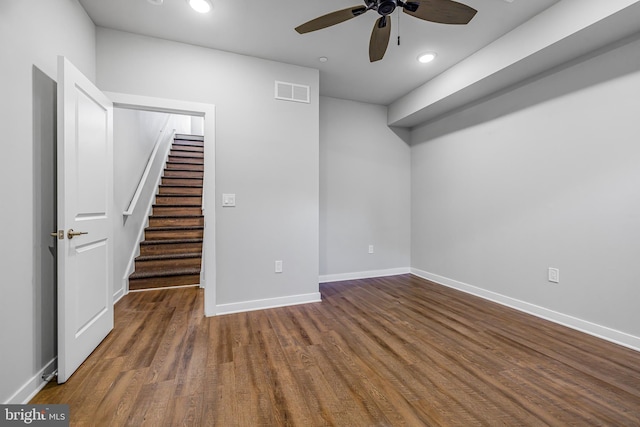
[[275, 81, 310, 104]]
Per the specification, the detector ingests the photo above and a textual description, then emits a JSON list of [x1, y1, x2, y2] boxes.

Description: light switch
[[222, 193, 236, 207]]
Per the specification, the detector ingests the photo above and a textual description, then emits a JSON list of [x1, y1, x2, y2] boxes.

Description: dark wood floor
[[32, 274, 640, 426]]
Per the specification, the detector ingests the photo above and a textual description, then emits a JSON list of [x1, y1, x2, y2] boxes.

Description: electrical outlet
[[548, 267, 559, 283], [275, 260, 283, 273], [368, 245, 374, 254]]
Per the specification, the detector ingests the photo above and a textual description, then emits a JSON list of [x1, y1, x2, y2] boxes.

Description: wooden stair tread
[[161, 177, 203, 181], [163, 167, 203, 172], [172, 148, 203, 151], [153, 203, 203, 207], [152, 215, 204, 219], [162, 171, 203, 176], [172, 142, 204, 148], [168, 157, 204, 162], [170, 149, 203, 155], [140, 238, 203, 246], [175, 134, 204, 141], [146, 225, 203, 231], [169, 151, 203, 156], [136, 252, 202, 262], [169, 155, 204, 160], [129, 267, 201, 280], [166, 161, 203, 166], [169, 147, 203, 154]]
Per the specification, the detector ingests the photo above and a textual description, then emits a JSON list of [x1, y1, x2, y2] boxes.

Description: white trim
[[216, 292, 322, 316], [113, 286, 126, 304], [411, 268, 640, 353], [128, 284, 200, 293], [319, 267, 411, 283], [3, 358, 57, 404], [105, 91, 217, 316]]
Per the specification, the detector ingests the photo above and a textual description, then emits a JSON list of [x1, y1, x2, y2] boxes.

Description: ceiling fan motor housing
[[377, 0, 398, 15]]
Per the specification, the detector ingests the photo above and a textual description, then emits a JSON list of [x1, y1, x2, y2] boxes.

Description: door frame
[[106, 92, 217, 316]]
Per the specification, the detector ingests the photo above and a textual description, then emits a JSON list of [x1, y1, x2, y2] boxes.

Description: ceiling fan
[[295, 0, 477, 62]]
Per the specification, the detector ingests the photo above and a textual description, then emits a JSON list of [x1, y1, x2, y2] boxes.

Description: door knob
[[67, 229, 88, 239]]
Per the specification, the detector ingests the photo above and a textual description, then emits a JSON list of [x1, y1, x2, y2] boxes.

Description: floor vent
[[275, 81, 310, 104]]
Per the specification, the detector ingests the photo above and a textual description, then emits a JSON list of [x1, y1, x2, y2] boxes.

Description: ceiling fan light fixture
[[188, 0, 212, 14], [417, 52, 437, 64]]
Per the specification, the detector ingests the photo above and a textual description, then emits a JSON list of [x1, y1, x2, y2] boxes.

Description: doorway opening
[[106, 92, 217, 316]]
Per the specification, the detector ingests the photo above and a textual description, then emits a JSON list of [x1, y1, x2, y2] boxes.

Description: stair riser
[[145, 229, 203, 240], [155, 195, 202, 205], [170, 149, 204, 158], [165, 163, 204, 171], [168, 155, 204, 164], [134, 257, 202, 273], [129, 274, 200, 291], [161, 177, 203, 186], [148, 217, 204, 227], [158, 186, 202, 195], [139, 242, 202, 256], [152, 206, 202, 216]]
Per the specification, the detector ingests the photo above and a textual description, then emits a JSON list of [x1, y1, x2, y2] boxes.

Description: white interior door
[[56, 56, 114, 383]]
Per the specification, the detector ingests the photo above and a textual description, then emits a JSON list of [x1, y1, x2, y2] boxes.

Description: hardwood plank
[[30, 275, 640, 426]]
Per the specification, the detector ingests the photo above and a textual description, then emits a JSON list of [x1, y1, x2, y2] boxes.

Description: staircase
[[129, 134, 205, 291]]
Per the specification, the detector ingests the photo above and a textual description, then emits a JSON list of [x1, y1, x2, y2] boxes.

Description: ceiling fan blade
[[403, 0, 477, 25], [295, 6, 368, 34], [369, 16, 391, 62]]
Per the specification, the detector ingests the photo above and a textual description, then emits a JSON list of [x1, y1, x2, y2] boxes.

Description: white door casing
[[57, 56, 114, 383]]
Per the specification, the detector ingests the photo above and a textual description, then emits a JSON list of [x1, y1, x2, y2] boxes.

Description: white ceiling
[[78, 0, 560, 105]]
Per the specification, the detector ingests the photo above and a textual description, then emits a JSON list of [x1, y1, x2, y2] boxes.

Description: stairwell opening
[[127, 132, 206, 291], [106, 92, 216, 316]]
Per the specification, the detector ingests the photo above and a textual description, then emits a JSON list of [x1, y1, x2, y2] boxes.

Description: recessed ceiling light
[[147, 0, 163, 5], [188, 0, 212, 13], [417, 52, 437, 64], [319, 57, 328, 63]]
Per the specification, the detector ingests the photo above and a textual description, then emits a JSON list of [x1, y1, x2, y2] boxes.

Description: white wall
[[114, 109, 171, 213], [96, 28, 320, 309], [0, 0, 96, 403], [319, 97, 411, 281], [112, 109, 192, 298], [411, 34, 640, 343], [190, 116, 204, 136]]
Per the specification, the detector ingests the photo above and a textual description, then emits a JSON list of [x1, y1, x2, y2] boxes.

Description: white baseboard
[[216, 292, 322, 316], [128, 284, 200, 293], [319, 267, 411, 283], [411, 268, 640, 353], [113, 287, 126, 304], [3, 358, 57, 404]]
